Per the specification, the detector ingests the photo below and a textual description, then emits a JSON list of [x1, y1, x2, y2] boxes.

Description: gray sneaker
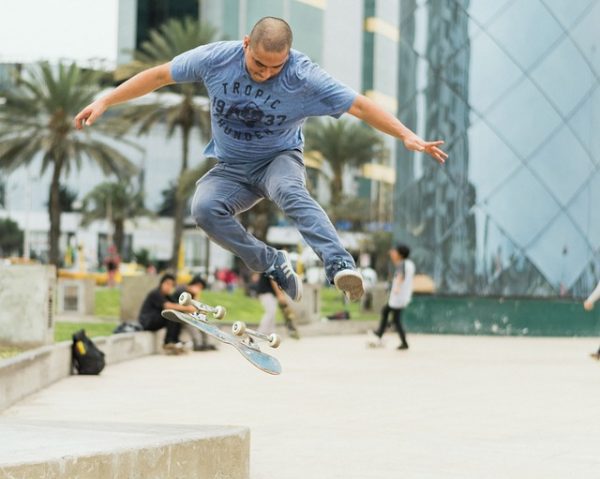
[[333, 269, 364, 302], [266, 250, 303, 302]]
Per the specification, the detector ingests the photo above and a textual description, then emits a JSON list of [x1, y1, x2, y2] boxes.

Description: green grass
[[54, 322, 118, 343], [204, 287, 378, 323], [202, 288, 269, 323], [84, 284, 378, 331], [320, 286, 379, 321], [95, 287, 121, 318], [0, 346, 24, 360]]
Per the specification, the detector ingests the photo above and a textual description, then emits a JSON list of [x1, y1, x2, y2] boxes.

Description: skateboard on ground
[[161, 292, 282, 375]]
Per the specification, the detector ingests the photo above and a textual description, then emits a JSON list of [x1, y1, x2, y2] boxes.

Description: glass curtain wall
[[393, 0, 600, 297]]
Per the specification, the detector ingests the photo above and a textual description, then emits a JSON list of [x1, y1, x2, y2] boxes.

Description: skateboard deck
[[161, 309, 282, 375]]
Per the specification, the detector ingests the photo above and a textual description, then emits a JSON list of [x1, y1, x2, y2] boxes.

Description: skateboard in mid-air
[[161, 292, 282, 375]]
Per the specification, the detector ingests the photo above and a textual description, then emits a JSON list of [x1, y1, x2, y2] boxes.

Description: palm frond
[[80, 179, 153, 227], [304, 117, 384, 205]]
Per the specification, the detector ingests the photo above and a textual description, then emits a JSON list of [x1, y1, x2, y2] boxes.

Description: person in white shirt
[[370, 244, 415, 350], [583, 280, 600, 360], [583, 280, 600, 311]]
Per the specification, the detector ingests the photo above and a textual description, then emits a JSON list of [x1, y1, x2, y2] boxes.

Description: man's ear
[[243, 35, 250, 49]]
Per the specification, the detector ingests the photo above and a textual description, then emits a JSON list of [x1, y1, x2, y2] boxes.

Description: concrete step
[[0, 419, 249, 479]]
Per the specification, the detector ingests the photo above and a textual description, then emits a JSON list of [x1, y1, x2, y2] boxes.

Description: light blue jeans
[[191, 150, 355, 281]]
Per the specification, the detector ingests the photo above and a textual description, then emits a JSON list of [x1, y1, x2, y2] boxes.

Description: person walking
[[74, 17, 447, 305], [255, 272, 300, 339], [583, 280, 600, 360], [369, 244, 415, 350], [104, 244, 120, 288]]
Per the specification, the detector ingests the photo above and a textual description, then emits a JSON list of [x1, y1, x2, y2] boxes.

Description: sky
[[0, 0, 120, 66]]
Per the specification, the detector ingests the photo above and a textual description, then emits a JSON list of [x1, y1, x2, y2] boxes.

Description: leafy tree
[[0, 179, 5, 209], [328, 195, 371, 230], [45, 185, 78, 213], [157, 180, 178, 217], [116, 17, 216, 274], [134, 248, 152, 268], [157, 158, 216, 217], [0, 62, 137, 265], [0, 218, 23, 257], [80, 180, 151, 256]]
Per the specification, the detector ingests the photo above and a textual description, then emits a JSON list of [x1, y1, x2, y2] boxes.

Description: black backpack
[[72, 329, 106, 375]]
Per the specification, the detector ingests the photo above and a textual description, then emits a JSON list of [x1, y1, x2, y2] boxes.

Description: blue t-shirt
[[170, 41, 357, 164]]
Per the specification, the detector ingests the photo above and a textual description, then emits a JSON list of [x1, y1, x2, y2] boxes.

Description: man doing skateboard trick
[[74, 17, 447, 303]]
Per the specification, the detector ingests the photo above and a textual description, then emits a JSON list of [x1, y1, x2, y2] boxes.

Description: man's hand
[[347, 95, 448, 164], [403, 133, 448, 165], [74, 100, 108, 130], [584, 300, 594, 311]]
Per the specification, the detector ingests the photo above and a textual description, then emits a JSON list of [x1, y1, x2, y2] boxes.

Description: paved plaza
[[3, 333, 600, 478]]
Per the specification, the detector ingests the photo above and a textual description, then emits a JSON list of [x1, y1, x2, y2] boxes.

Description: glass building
[[136, 0, 199, 47], [391, 0, 600, 297]]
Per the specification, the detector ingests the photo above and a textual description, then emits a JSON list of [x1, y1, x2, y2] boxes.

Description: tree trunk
[[170, 125, 190, 275], [171, 185, 185, 275], [114, 219, 125, 258], [48, 161, 62, 266], [330, 163, 344, 215]]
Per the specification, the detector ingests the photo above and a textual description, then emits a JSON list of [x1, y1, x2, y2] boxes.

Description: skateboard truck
[[179, 292, 226, 319], [162, 309, 281, 374], [231, 321, 281, 348]]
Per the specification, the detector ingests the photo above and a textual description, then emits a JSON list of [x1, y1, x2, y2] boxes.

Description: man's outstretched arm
[[347, 94, 448, 164], [74, 63, 175, 130]]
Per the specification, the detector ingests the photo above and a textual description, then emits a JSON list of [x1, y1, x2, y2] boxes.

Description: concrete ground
[[3, 333, 600, 478]]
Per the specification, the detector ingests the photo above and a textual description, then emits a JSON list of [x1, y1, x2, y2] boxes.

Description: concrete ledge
[[0, 420, 249, 479], [290, 319, 378, 337], [94, 331, 156, 366], [0, 332, 156, 412]]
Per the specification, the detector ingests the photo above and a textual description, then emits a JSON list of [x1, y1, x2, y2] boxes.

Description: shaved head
[[249, 17, 293, 52]]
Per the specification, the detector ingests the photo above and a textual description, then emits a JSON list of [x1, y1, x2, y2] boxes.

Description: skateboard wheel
[[214, 305, 226, 320], [179, 292, 192, 306], [232, 321, 246, 336], [268, 333, 281, 348]]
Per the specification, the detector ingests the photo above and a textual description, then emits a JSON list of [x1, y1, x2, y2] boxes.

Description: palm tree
[[0, 62, 137, 266], [304, 118, 384, 207], [157, 157, 217, 216], [80, 180, 152, 258], [45, 185, 78, 212], [178, 158, 216, 272], [116, 17, 216, 274]]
